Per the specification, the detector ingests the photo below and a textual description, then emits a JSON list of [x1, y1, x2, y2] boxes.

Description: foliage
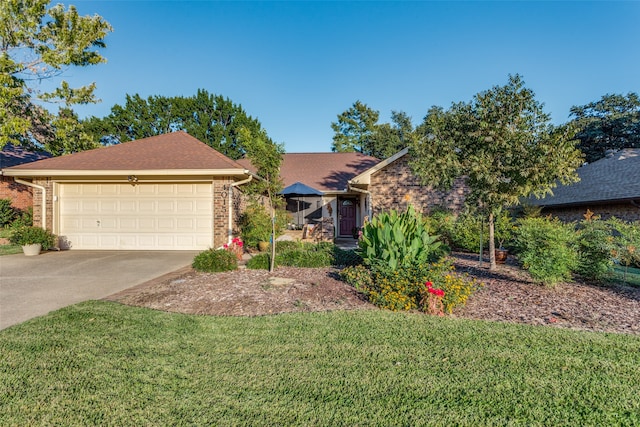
[[568, 92, 640, 163], [192, 248, 237, 272], [246, 242, 335, 269], [83, 90, 267, 159], [341, 259, 480, 313], [0, 198, 16, 227], [358, 205, 444, 270], [573, 211, 615, 280], [9, 226, 56, 248], [449, 211, 488, 253], [493, 210, 515, 249], [367, 111, 416, 159], [331, 100, 379, 154], [10, 207, 33, 228], [513, 217, 578, 286], [410, 74, 583, 269], [607, 217, 640, 273], [0, 0, 112, 152], [332, 247, 362, 268], [239, 203, 288, 250]]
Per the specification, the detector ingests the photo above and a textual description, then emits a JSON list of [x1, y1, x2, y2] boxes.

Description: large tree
[[84, 90, 265, 159], [568, 93, 640, 163], [410, 75, 583, 270], [331, 100, 379, 154], [0, 0, 112, 152], [368, 110, 416, 158]]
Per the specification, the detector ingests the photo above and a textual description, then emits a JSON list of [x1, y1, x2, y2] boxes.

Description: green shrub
[[0, 198, 16, 227], [514, 217, 578, 286], [607, 217, 640, 271], [246, 253, 270, 270], [494, 210, 515, 249], [358, 205, 444, 270], [247, 242, 336, 269], [449, 211, 488, 253], [332, 247, 362, 267], [9, 226, 57, 248], [341, 259, 481, 313], [574, 213, 614, 280], [11, 207, 33, 228], [192, 249, 238, 272], [238, 202, 272, 249], [275, 240, 303, 252]]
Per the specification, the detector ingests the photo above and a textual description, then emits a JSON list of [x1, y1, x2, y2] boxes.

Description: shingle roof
[[237, 152, 380, 193], [5, 132, 245, 172], [0, 144, 51, 169], [533, 149, 640, 207]]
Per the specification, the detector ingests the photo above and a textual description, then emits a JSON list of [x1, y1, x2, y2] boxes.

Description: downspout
[[14, 178, 46, 229], [228, 173, 253, 245]]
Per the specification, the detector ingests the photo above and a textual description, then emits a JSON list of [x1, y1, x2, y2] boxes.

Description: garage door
[[58, 183, 213, 250]]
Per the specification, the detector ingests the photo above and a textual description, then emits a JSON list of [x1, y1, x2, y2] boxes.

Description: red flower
[[425, 281, 433, 288]]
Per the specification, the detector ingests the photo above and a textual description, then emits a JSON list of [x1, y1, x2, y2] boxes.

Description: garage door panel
[[59, 183, 213, 250]]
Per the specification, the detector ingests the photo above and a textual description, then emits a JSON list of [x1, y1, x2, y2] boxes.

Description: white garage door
[[58, 183, 213, 250]]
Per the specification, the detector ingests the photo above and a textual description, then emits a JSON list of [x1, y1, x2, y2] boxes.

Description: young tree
[[410, 75, 583, 270], [568, 93, 640, 163], [241, 128, 285, 272], [0, 0, 112, 151], [331, 100, 379, 153]]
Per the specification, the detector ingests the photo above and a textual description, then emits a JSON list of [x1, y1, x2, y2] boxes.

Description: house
[[2, 132, 252, 250], [530, 148, 640, 222], [0, 144, 51, 211], [239, 148, 467, 238]]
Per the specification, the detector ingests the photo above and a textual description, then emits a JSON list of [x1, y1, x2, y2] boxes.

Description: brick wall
[[543, 202, 640, 222], [30, 178, 53, 230], [0, 177, 33, 211], [213, 177, 235, 248], [369, 155, 467, 215]]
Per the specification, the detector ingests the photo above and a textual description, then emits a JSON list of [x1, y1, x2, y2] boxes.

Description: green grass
[[1, 302, 639, 426], [612, 265, 640, 286], [0, 227, 21, 255]]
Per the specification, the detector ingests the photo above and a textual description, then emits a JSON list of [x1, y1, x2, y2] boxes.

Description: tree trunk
[[489, 212, 496, 270], [268, 187, 276, 273]]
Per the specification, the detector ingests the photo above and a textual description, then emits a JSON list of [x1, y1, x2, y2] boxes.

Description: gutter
[[228, 172, 253, 245], [14, 178, 46, 229]]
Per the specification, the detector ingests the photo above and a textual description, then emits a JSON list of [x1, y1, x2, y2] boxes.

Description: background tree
[[84, 90, 266, 159], [331, 100, 379, 153], [368, 111, 416, 158], [0, 0, 112, 151], [568, 93, 640, 163], [410, 74, 583, 270], [241, 128, 285, 272]]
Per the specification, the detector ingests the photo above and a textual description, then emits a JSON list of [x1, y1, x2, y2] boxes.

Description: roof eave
[[2, 168, 250, 177]]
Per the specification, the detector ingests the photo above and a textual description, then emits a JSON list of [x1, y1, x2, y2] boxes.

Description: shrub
[[246, 253, 270, 270], [449, 211, 488, 253], [9, 226, 57, 248], [332, 247, 362, 267], [247, 242, 336, 269], [192, 249, 238, 272], [340, 265, 373, 294], [574, 212, 614, 280], [358, 205, 444, 270], [0, 198, 16, 227], [514, 217, 578, 286], [238, 202, 272, 249], [607, 217, 640, 271], [11, 207, 33, 228], [494, 210, 515, 249]]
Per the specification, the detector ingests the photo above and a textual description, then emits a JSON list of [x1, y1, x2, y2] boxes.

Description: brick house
[[530, 149, 640, 222], [3, 132, 252, 250], [0, 144, 51, 211]]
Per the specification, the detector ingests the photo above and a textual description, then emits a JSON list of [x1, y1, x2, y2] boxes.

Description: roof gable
[[534, 149, 640, 207], [238, 152, 380, 193], [5, 132, 245, 172]]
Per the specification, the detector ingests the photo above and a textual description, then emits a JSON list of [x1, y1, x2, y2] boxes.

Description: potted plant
[[493, 211, 513, 264], [9, 226, 57, 256]]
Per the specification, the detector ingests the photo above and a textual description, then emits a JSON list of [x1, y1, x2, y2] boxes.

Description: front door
[[339, 199, 356, 236]]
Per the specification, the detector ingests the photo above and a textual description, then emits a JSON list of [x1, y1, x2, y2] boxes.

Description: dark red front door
[[339, 199, 356, 236]]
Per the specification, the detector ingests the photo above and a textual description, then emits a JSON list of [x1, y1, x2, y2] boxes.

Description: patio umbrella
[[280, 182, 323, 226]]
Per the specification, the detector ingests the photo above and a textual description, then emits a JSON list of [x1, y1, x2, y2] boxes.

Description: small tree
[[241, 128, 284, 272], [410, 75, 583, 270]]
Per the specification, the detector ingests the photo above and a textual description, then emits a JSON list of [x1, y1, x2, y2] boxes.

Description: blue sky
[[67, 1, 640, 153]]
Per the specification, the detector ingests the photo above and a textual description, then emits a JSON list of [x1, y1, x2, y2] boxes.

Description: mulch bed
[[106, 252, 640, 335]]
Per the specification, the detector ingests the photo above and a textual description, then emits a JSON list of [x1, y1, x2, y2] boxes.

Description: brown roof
[[1, 144, 51, 169], [238, 152, 380, 193], [5, 132, 245, 172], [533, 149, 640, 207]]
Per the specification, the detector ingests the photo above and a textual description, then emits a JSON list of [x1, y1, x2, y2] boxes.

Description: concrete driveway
[[0, 250, 197, 330]]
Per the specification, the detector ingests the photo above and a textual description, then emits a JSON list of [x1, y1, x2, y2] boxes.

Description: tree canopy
[[568, 92, 640, 163], [84, 89, 266, 160], [0, 0, 112, 153], [331, 101, 412, 158], [410, 74, 583, 269]]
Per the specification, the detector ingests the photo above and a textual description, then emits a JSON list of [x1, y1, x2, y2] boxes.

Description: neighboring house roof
[[532, 148, 640, 207], [237, 152, 379, 194], [0, 144, 51, 170], [3, 132, 248, 177]]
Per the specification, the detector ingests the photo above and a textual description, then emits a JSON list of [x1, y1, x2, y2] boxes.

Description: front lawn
[[1, 301, 639, 425], [0, 227, 21, 256]]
